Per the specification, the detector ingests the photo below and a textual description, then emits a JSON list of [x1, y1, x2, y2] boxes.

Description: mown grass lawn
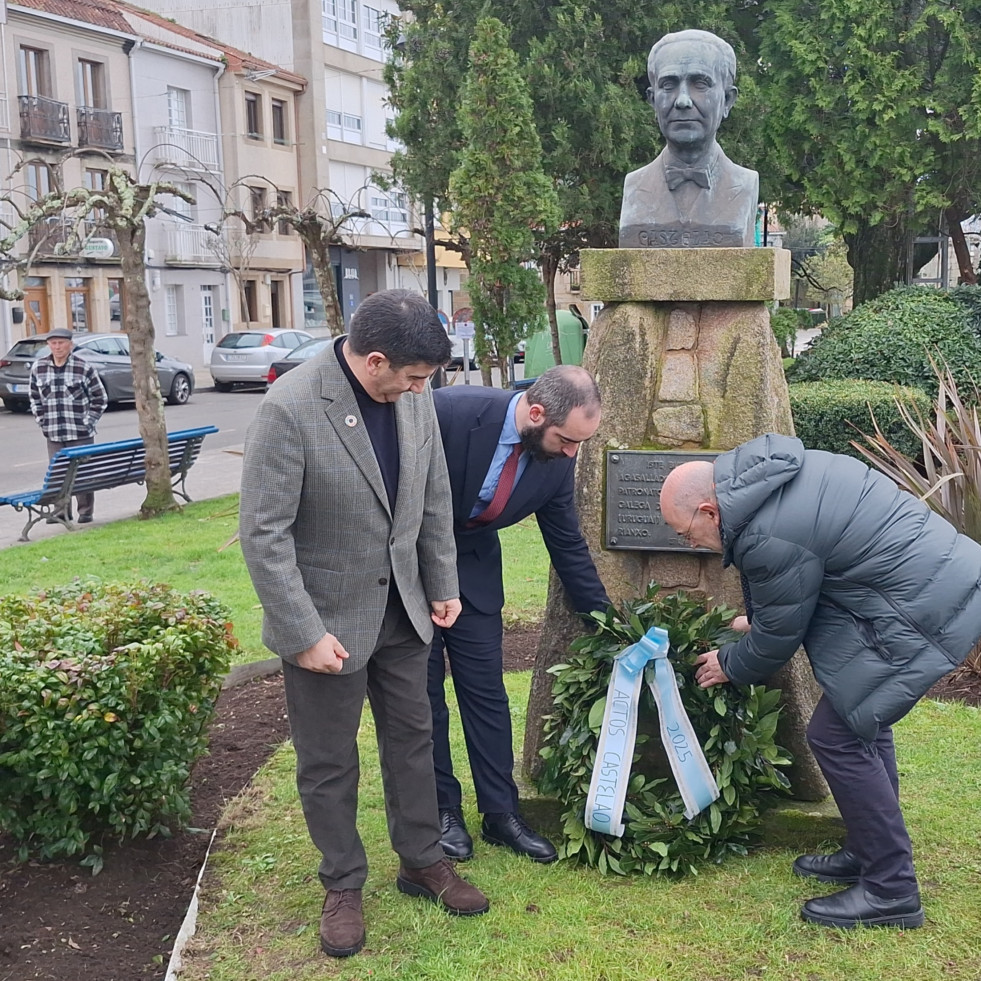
[[179, 684, 981, 981], [0, 495, 550, 664], [4, 492, 980, 979]]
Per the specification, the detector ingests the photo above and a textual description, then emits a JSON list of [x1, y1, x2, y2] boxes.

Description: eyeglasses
[[680, 505, 700, 546]]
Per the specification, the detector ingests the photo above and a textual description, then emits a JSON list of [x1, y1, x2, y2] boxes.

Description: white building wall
[[139, 0, 424, 326], [132, 44, 226, 370], [133, 0, 295, 71]]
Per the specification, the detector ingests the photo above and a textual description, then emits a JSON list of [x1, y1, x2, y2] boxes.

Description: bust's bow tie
[[665, 166, 711, 191]]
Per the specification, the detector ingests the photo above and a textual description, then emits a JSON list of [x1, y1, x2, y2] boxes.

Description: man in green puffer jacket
[[659, 433, 981, 929]]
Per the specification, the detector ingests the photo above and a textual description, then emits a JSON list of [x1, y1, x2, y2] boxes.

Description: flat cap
[[45, 328, 74, 340]]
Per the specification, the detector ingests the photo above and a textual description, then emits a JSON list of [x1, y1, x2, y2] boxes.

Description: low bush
[[537, 586, 791, 876], [0, 579, 236, 870], [769, 306, 804, 356], [789, 379, 931, 460], [790, 285, 981, 397]]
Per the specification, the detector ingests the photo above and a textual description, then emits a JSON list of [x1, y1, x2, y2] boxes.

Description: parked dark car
[[266, 336, 332, 386], [0, 332, 194, 412]]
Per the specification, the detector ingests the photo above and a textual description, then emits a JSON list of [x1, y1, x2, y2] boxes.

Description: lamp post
[[424, 195, 439, 311]]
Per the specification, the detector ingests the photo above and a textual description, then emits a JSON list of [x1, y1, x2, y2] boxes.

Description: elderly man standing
[[659, 433, 981, 929], [28, 327, 108, 524], [239, 290, 489, 960]]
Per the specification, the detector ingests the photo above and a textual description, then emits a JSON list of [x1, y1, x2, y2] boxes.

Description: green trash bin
[[522, 310, 588, 379]]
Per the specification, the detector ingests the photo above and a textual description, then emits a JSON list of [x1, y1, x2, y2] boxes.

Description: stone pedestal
[[523, 247, 828, 801]]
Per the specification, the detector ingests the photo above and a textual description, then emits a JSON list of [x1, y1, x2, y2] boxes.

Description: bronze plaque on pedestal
[[604, 449, 719, 551]]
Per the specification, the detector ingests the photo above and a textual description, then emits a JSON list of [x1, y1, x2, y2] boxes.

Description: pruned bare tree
[[0, 159, 193, 517], [203, 175, 373, 337]]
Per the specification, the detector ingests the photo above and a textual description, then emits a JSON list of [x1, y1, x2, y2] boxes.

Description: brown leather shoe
[[396, 858, 490, 916], [319, 889, 365, 957]]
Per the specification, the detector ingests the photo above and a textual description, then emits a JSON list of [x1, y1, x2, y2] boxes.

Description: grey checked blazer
[[239, 340, 459, 672]]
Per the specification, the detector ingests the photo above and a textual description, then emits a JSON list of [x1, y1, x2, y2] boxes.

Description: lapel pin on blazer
[[345, 415, 358, 427]]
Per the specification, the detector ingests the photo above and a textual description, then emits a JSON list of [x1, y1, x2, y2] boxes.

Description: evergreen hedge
[[790, 285, 981, 397], [789, 379, 931, 461], [0, 580, 236, 870]]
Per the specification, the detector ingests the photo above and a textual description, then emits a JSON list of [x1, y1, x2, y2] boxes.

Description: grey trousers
[[282, 594, 445, 891], [47, 436, 95, 518]]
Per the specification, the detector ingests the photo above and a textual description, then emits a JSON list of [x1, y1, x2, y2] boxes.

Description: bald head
[[660, 461, 722, 551]]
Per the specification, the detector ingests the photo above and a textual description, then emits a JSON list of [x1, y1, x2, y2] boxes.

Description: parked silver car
[[210, 329, 312, 390], [0, 331, 194, 412]]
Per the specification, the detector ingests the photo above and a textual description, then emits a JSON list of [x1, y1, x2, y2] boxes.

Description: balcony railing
[[78, 107, 123, 151], [164, 222, 222, 265], [18, 95, 70, 143], [28, 218, 120, 257], [152, 126, 219, 171]]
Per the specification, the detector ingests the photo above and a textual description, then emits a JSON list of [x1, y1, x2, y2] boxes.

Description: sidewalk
[[0, 443, 245, 551]]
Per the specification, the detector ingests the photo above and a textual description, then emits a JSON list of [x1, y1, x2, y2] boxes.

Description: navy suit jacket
[[433, 386, 609, 617]]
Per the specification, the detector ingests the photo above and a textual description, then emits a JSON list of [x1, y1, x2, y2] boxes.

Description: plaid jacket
[[29, 351, 108, 441], [239, 343, 458, 671]]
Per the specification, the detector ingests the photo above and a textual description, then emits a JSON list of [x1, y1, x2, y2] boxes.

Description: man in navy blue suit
[[430, 365, 610, 863]]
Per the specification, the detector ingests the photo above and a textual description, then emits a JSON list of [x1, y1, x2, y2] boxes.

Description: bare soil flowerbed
[[0, 626, 541, 981], [0, 628, 976, 981]]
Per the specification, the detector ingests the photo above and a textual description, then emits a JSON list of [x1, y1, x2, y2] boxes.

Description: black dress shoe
[[77, 514, 94, 524], [801, 884, 924, 929], [439, 808, 474, 861], [793, 848, 861, 884], [481, 812, 557, 864]]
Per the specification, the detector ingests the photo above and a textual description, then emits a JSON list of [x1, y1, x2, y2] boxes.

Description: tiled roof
[[12, 0, 306, 87], [14, 0, 133, 32], [114, 0, 306, 85]]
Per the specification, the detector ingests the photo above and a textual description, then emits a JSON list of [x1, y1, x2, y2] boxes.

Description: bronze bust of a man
[[619, 29, 758, 249]]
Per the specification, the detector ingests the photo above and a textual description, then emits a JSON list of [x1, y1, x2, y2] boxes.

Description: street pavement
[[0, 367, 509, 551]]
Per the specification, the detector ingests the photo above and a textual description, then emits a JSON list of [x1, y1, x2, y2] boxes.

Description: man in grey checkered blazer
[[240, 290, 489, 959]]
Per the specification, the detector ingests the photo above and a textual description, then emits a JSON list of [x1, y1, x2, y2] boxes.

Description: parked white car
[[210, 329, 312, 390]]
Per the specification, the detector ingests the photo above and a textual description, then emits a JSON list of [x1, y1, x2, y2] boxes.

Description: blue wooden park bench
[[0, 426, 219, 542]]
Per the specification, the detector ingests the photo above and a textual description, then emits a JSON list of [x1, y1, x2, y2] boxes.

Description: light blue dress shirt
[[469, 392, 529, 520]]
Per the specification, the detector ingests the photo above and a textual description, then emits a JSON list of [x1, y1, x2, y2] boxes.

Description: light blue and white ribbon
[[584, 626, 719, 836]]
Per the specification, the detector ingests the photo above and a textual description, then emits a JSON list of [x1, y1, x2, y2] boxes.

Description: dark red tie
[[473, 443, 522, 525]]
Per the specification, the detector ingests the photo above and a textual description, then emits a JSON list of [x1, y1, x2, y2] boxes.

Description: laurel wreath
[[537, 585, 792, 876]]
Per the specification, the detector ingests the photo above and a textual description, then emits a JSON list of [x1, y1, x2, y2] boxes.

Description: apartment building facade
[[121, 2, 306, 365], [141, 0, 467, 327], [0, 0, 307, 367], [0, 0, 138, 351]]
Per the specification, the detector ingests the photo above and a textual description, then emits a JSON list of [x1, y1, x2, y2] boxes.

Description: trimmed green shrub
[[0, 579, 236, 870], [949, 285, 981, 340], [790, 285, 981, 396], [770, 307, 804, 355], [789, 379, 931, 461], [537, 586, 791, 876]]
